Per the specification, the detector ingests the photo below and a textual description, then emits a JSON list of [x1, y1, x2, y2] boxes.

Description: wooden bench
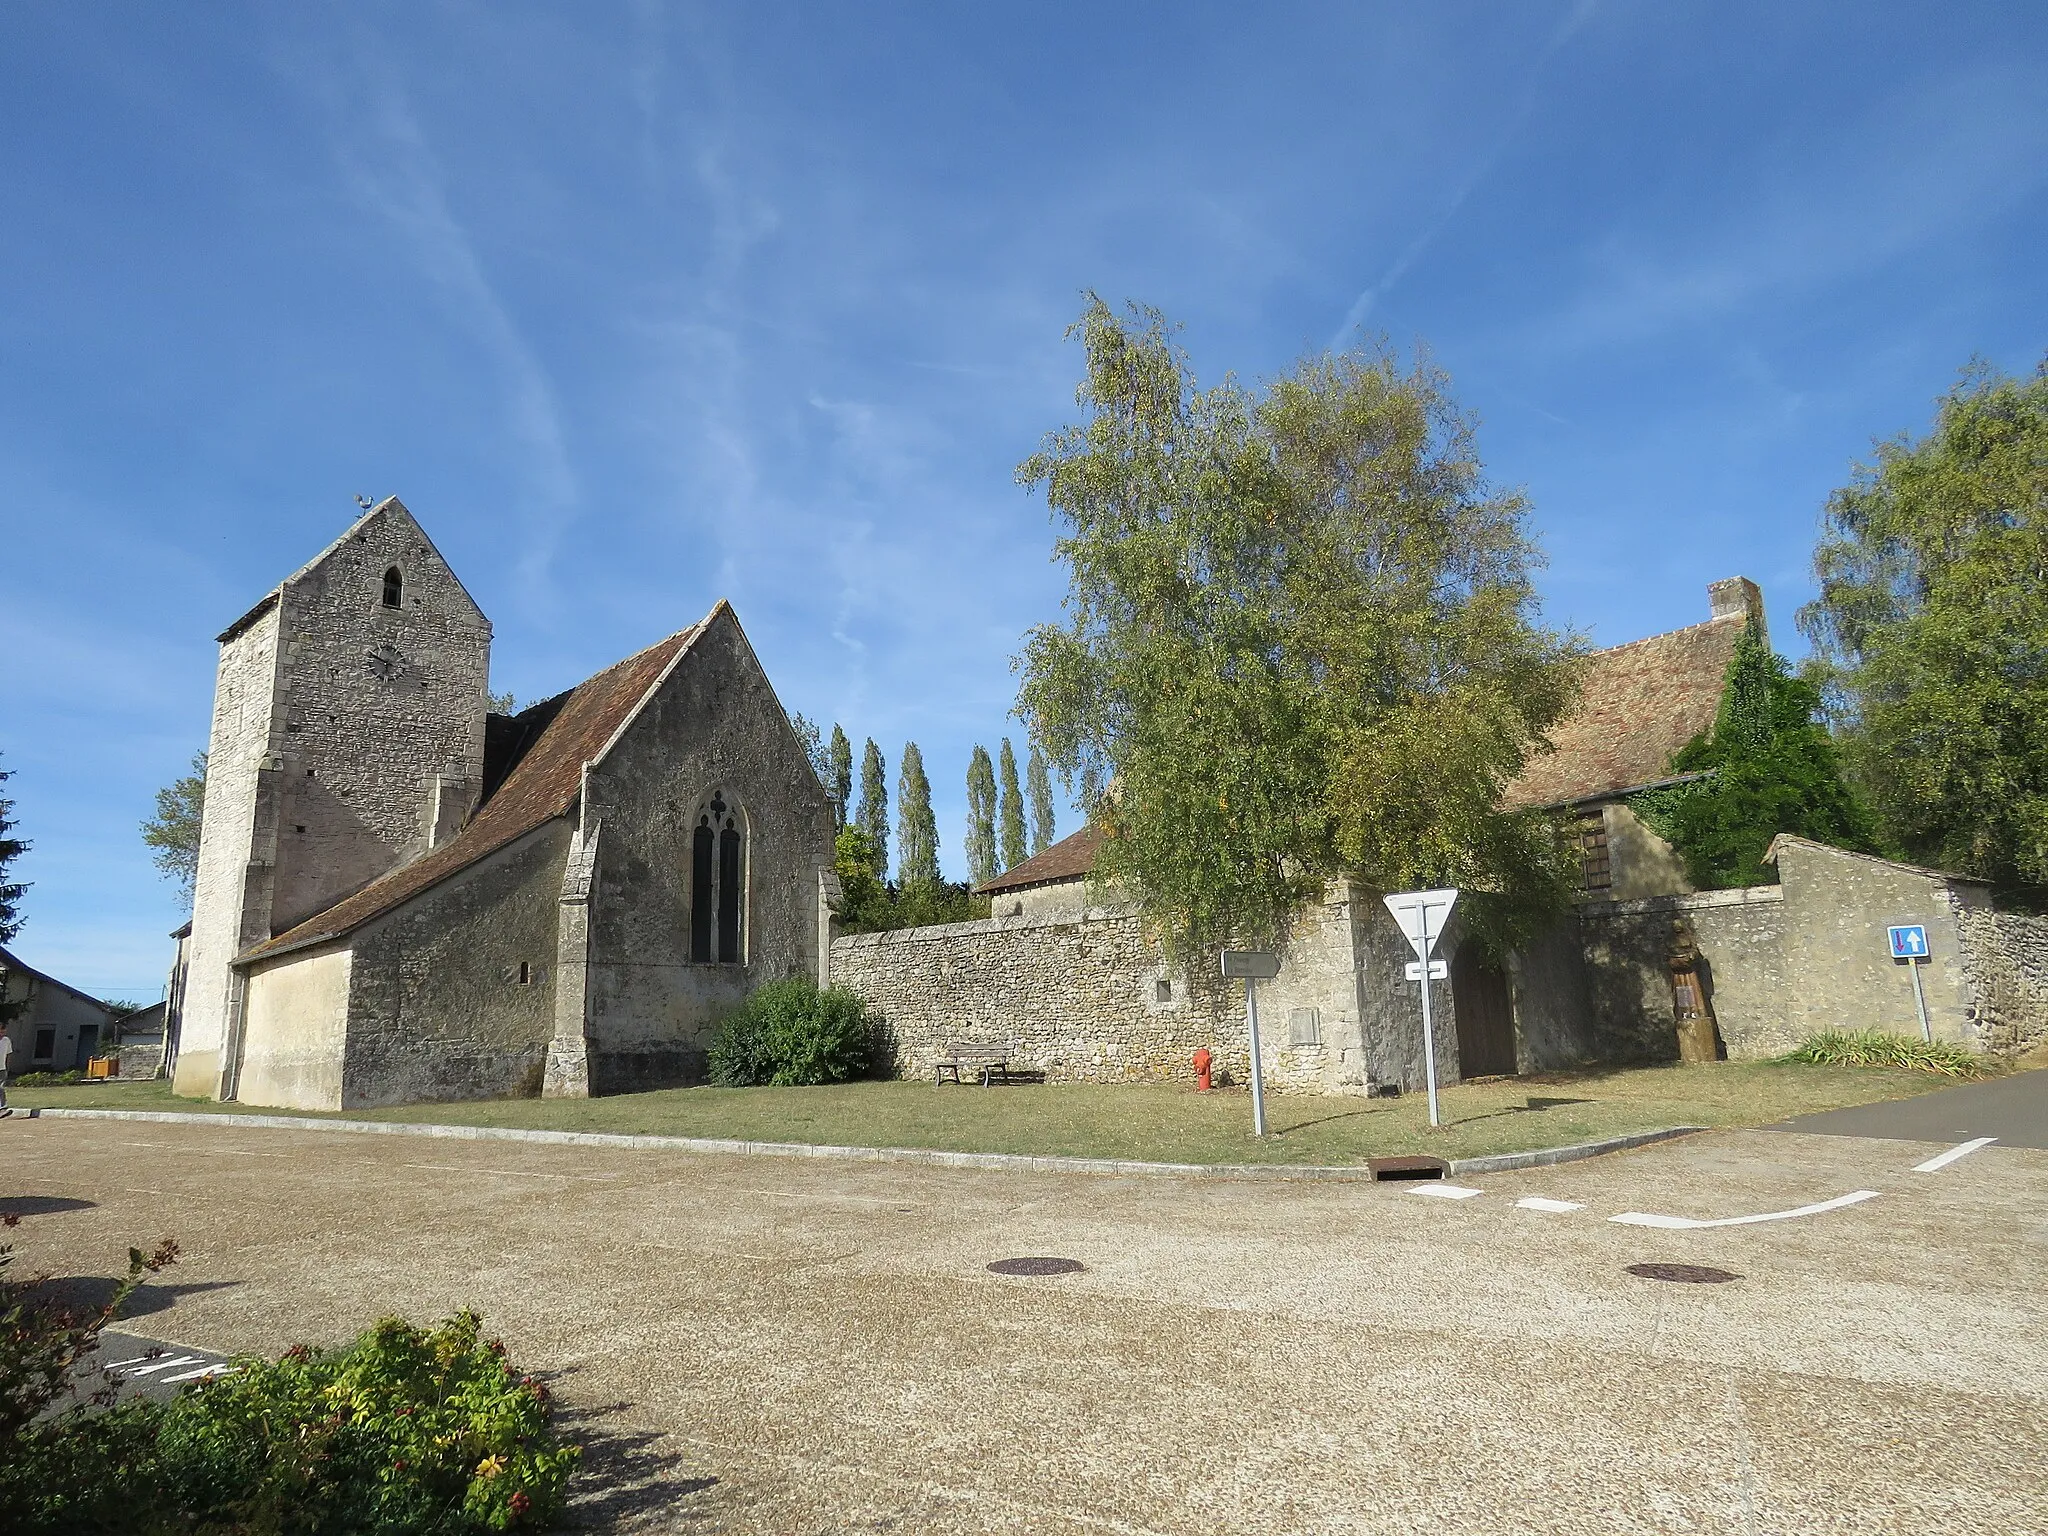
[[934, 1041, 1018, 1086]]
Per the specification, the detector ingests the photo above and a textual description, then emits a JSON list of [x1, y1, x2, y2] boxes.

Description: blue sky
[[3, 2, 2045, 998]]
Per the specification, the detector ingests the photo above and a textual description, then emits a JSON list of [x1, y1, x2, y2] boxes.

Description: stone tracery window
[[690, 790, 747, 964], [382, 566, 403, 608]]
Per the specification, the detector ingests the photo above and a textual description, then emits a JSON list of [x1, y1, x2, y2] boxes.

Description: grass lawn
[[6, 1057, 1995, 1165]]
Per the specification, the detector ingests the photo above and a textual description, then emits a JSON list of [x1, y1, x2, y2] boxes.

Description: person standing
[[0, 1020, 12, 1117]]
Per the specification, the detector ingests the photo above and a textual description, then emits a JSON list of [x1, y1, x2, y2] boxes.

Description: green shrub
[[1, 1216, 179, 1447], [708, 975, 879, 1086], [1777, 1029, 1984, 1077], [11, 1070, 87, 1087], [1, 1222, 580, 1535]]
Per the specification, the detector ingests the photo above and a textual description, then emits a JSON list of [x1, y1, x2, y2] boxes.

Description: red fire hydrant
[[1193, 1047, 1213, 1093]]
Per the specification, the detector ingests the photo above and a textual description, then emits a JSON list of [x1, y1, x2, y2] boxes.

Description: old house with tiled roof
[[173, 498, 834, 1110], [833, 577, 2048, 1091]]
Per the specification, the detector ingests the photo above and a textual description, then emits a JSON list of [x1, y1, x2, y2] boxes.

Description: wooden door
[[1451, 946, 1518, 1079]]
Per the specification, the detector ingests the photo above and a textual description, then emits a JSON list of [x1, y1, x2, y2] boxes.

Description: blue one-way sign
[[1888, 924, 1929, 959]]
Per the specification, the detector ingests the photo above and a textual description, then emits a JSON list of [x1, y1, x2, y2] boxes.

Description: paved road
[[49, 1330, 239, 1411], [1769, 1062, 2048, 1148], [4, 1115, 2043, 1534]]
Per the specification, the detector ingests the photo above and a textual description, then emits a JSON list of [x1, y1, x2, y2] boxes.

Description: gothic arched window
[[690, 791, 746, 964], [382, 566, 403, 608]]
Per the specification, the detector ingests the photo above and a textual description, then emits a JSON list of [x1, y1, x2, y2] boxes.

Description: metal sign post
[[1382, 889, 1460, 1128], [1220, 950, 1281, 1137], [1888, 925, 1933, 1043]]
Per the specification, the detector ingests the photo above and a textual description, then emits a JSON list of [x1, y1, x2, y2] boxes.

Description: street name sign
[[1219, 950, 1281, 1138]]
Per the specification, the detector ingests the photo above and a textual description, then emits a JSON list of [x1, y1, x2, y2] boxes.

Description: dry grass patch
[[8, 1057, 1987, 1165]]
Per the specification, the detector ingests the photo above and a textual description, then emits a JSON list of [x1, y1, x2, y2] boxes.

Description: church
[[170, 498, 836, 1111]]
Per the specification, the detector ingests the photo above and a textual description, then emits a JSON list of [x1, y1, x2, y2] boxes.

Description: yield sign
[[1383, 888, 1460, 959]]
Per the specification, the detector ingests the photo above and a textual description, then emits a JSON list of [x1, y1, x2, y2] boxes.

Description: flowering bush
[[1, 1276, 580, 1534], [708, 975, 880, 1086]]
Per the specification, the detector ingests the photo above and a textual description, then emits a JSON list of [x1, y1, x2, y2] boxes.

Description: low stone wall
[[1957, 906, 2048, 1055], [1577, 887, 1789, 1061], [829, 907, 1240, 1085]]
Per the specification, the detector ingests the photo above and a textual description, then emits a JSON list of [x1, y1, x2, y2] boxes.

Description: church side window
[[382, 566, 403, 608], [690, 791, 746, 964]]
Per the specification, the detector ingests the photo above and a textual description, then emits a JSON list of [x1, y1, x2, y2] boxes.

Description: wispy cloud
[[1509, 59, 2048, 360], [1328, 0, 1599, 351], [293, 33, 579, 599]]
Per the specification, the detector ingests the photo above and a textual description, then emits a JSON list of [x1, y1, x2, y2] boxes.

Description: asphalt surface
[[48, 1330, 239, 1411], [1769, 1062, 2048, 1148], [4, 1114, 2043, 1534]]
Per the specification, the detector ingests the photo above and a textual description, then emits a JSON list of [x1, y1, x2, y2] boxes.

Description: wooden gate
[[1451, 946, 1518, 1079]]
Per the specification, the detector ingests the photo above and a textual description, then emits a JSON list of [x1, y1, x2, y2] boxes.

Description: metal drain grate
[[1627, 1262, 1740, 1284], [1367, 1155, 1449, 1181], [987, 1257, 1086, 1277]]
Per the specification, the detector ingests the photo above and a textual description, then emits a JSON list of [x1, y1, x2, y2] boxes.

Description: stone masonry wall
[[175, 600, 284, 1098], [340, 821, 571, 1108], [829, 881, 1452, 1096], [270, 500, 492, 935], [1956, 905, 2048, 1055], [1577, 887, 1788, 1061], [1773, 839, 1978, 1047], [831, 907, 1240, 1085], [580, 606, 838, 1093]]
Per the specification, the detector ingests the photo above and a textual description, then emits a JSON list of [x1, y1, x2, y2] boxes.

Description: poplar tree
[[965, 745, 999, 887], [1016, 297, 1582, 955], [896, 742, 942, 887], [828, 724, 853, 827], [856, 739, 890, 882], [1026, 743, 1057, 855], [0, 752, 28, 947], [998, 738, 1027, 872]]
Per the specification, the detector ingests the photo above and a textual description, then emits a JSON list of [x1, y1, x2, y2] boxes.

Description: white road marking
[[1515, 1197, 1585, 1213], [1610, 1189, 1881, 1230], [115, 1355, 205, 1377], [1912, 1137, 1997, 1173], [161, 1363, 237, 1384], [1409, 1183, 1485, 1200], [104, 1354, 168, 1370]]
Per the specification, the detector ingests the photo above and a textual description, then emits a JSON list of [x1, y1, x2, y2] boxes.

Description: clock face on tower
[[365, 643, 409, 683]]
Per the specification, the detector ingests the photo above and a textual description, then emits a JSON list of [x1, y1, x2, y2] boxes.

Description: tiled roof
[[1501, 613, 1744, 811], [978, 823, 1104, 894], [984, 610, 1747, 891], [239, 622, 704, 964]]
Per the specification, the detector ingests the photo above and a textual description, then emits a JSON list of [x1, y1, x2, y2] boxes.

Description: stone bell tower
[[173, 498, 492, 1098]]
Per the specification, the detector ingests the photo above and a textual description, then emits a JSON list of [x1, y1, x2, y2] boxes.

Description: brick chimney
[[1707, 577, 1767, 648]]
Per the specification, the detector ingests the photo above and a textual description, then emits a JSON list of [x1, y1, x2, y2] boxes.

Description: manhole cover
[[1627, 1262, 1740, 1284], [987, 1257, 1085, 1277]]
